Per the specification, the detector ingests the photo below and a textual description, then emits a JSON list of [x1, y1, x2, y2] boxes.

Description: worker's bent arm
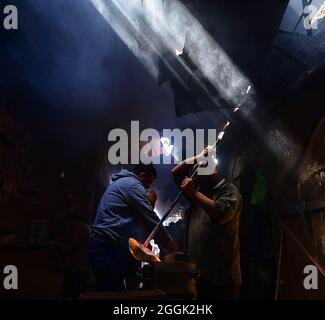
[[172, 156, 197, 188], [126, 184, 173, 251], [191, 189, 241, 225], [172, 157, 196, 176], [172, 147, 213, 187]]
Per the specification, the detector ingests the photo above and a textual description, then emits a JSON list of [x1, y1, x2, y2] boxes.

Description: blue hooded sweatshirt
[[91, 169, 172, 251]]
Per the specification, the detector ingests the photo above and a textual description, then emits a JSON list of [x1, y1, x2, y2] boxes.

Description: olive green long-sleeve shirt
[[173, 171, 242, 286], [187, 179, 242, 286]]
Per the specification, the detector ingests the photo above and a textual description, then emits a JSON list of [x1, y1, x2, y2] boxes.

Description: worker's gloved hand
[[181, 177, 197, 200], [196, 145, 214, 161]]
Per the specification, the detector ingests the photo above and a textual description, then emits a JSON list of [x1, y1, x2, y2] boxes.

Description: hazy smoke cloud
[[90, 0, 253, 107]]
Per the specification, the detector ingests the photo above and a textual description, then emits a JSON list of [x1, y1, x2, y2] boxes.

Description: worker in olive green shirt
[[172, 147, 242, 300]]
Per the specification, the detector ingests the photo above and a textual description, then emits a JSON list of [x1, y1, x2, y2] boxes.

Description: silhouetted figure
[[172, 147, 242, 300], [89, 164, 176, 292]]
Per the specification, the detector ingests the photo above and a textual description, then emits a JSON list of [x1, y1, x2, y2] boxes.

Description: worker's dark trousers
[[88, 238, 139, 292]]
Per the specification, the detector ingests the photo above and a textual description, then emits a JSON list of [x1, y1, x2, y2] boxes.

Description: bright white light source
[[212, 154, 219, 166], [246, 85, 251, 94], [175, 48, 183, 56], [163, 208, 183, 226], [218, 131, 225, 141], [149, 239, 160, 258], [160, 137, 174, 156], [234, 107, 240, 113], [311, 3, 325, 25]]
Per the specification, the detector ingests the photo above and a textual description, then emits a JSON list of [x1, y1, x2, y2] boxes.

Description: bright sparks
[[160, 137, 174, 156]]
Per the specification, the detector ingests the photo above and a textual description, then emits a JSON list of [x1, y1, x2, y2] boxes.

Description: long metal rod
[[143, 121, 231, 246]]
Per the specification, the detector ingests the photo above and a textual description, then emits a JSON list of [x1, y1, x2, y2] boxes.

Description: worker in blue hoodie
[[89, 163, 176, 291]]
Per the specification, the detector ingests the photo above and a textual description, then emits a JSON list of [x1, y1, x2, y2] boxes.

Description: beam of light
[[89, 0, 254, 110], [145, 0, 252, 106], [175, 52, 229, 113], [89, 0, 189, 89], [144, 1, 298, 181], [143, 0, 157, 15], [267, 128, 301, 164], [89, 0, 156, 77]]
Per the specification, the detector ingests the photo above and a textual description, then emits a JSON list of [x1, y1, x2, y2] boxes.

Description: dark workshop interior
[[0, 0, 325, 300]]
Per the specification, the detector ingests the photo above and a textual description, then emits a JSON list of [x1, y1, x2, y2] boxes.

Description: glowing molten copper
[[129, 238, 161, 263]]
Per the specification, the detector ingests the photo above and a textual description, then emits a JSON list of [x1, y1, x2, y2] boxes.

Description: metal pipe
[[143, 120, 231, 247]]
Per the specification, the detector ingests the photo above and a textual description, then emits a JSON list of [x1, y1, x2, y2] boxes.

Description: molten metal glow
[[129, 238, 160, 263]]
